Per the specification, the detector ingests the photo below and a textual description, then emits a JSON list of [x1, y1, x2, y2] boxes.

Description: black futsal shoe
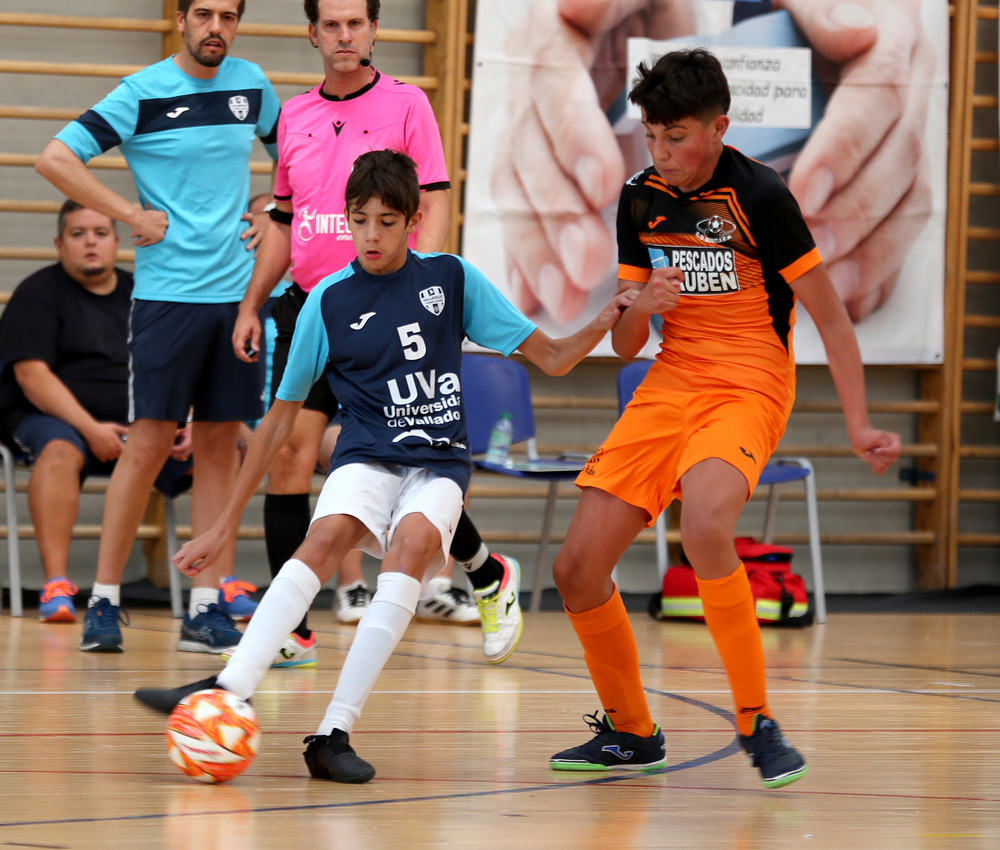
[[133, 676, 219, 715], [303, 730, 376, 784], [550, 711, 667, 772]]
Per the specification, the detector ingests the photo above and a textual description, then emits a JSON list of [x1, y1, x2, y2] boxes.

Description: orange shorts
[[577, 384, 788, 526]]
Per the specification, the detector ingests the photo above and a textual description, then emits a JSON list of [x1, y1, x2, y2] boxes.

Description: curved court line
[[0, 752, 731, 831], [0, 644, 742, 831]]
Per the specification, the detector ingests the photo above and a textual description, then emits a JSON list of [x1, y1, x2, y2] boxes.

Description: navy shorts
[[129, 300, 264, 423], [270, 283, 339, 419], [9, 412, 192, 494]]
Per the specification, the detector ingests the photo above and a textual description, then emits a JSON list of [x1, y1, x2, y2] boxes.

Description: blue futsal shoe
[[178, 603, 242, 654], [79, 598, 127, 653]]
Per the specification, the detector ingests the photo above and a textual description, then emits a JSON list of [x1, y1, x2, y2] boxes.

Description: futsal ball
[[166, 689, 260, 784]]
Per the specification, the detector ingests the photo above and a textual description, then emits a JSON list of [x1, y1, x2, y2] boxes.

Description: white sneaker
[[222, 631, 318, 668], [473, 555, 523, 663], [336, 581, 372, 624], [415, 577, 481, 624]]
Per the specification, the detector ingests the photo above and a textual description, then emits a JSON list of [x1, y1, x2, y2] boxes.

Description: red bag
[[655, 537, 813, 626]]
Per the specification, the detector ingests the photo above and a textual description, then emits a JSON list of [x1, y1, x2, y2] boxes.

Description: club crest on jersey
[[419, 286, 445, 316], [228, 95, 249, 121], [696, 215, 737, 244]]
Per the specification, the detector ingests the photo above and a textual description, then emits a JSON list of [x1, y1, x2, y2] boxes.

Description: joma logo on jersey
[[653, 246, 740, 295], [419, 286, 445, 316], [297, 209, 350, 243], [696, 215, 737, 244]]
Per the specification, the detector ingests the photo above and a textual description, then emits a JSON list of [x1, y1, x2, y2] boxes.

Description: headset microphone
[[360, 56, 371, 67]]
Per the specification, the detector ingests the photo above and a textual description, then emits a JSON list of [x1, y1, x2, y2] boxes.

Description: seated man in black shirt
[[0, 201, 192, 633]]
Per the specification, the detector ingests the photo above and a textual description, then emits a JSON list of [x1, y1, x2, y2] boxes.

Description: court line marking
[[6, 686, 1000, 698], [0, 745, 739, 830], [4, 768, 1000, 831], [837, 657, 1000, 679]]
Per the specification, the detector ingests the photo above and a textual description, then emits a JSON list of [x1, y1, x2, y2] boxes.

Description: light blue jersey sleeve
[[275, 275, 339, 402], [55, 80, 138, 161], [458, 257, 536, 356], [256, 73, 280, 161]]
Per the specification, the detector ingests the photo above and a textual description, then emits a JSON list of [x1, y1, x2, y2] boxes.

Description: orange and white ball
[[166, 689, 260, 784]]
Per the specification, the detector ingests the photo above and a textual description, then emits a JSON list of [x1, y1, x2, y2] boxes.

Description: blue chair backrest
[[461, 353, 536, 454], [617, 359, 655, 415]]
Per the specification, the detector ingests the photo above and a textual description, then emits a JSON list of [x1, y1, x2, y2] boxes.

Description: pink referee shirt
[[274, 72, 451, 292]]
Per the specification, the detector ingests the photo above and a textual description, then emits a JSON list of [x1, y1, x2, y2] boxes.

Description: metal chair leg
[[530, 481, 560, 614], [1, 446, 21, 617], [164, 496, 184, 618]]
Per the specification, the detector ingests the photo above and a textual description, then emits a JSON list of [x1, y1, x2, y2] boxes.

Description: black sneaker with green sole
[[550, 712, 667, 772], [738, 714, 808, 789]]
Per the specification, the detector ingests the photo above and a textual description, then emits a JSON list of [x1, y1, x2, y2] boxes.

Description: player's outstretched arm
[[173, 399, 303, 575], [517, 289, 636, 375], [35, 140, 168, 247], [790, 264, 902, 475], [612, 267, 682, 360]]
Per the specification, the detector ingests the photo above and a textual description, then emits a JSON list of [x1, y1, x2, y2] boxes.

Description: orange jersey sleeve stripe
[[619, 264, 652, 283], [779, 247, 822, 284]]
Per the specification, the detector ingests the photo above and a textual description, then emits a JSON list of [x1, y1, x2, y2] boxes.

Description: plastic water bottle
[[484, 412, 514, 467]]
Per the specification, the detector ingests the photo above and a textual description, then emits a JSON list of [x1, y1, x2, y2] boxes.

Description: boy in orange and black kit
[[548, 48, 901, 788]]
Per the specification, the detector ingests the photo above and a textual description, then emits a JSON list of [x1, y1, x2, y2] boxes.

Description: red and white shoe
[[270, 632, 317, 668]]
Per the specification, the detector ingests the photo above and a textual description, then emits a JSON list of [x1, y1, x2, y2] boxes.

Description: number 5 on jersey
[[398, 323, 426, 360]]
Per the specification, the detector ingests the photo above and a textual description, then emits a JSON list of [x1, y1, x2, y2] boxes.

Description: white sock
[[318, 571, 420, 736], [456, 543, 489, 572], [89, 582, 120, 607], [188, 586, 218, 617], [217, 559, 321, 701]]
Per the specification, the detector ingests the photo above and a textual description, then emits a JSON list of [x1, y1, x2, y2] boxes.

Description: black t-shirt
[[0, 264, 134, 427]]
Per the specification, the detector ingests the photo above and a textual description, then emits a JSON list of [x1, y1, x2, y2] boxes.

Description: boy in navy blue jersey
[[135, 149, 635, 783]]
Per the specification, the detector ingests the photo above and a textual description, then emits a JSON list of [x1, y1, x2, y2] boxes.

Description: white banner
[[464, 0, 949, 364]]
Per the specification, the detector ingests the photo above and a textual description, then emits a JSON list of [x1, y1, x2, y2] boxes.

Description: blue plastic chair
[[461, 353, 586, 613], [617, 358, 826, 623]]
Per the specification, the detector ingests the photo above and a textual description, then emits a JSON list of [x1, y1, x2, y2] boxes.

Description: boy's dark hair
[[57, 199, 115, 237], [345, 150, 420, 221], [178, 0, 246, 19], [303, 0, 379, 26], [628, 48, 731, 126]]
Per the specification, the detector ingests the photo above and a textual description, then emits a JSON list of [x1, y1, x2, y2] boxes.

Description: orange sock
[[564, 586, 654, 737], [696, 563, 770, 736]]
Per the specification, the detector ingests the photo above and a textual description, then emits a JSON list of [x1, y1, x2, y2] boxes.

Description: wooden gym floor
[[1, 607, 999, 849]]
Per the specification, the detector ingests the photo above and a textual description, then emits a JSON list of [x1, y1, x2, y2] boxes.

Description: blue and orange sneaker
[[39, 577, 79, 623], [217, 577, 258, 622]]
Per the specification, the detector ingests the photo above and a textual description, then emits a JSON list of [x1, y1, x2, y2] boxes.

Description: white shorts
[[311, 462, 463, 596]]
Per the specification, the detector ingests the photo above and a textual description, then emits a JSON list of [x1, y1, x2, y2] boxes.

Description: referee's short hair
[[345, 150, 420, 222]]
